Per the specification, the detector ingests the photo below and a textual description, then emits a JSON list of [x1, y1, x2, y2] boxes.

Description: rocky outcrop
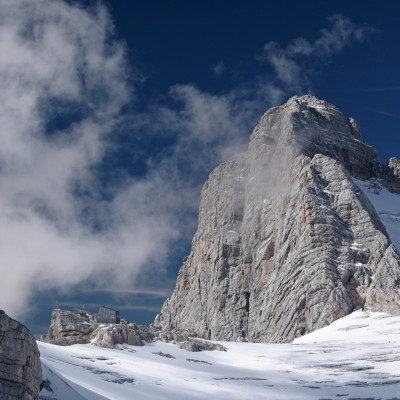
[[0, 310, 42, 400], [92, 323, 226, 351], [93, 323, 154, 348], [157, 328, 226, 352], [40, 309, 154, 348], [41, 308, 227, 352], [384, 157, 400, 193], [40, 309, 97, 346], [176, 340, 227, 352], [155, 95, 400, 343]]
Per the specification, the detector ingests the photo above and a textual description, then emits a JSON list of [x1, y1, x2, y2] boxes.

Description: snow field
[[39, 309, 400, 400]]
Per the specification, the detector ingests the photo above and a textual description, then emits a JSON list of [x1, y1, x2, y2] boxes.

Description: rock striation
[[0, 310, 42, 400], [155, 95, 400, 343]]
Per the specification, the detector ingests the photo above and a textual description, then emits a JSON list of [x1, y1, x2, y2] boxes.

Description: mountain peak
[[290, 94, 339, 110], [250, 95, 377, 180]]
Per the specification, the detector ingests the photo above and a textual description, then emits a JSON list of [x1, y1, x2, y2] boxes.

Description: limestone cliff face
[[155, 95, 400, 343], [0, 310, 42, 400]]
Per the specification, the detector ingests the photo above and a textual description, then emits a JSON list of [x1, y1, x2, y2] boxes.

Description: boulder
[[40, 309, 97, 346]]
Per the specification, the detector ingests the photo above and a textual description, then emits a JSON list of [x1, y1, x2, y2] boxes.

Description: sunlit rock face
[[40, 309, 98, 346], [155, 95, 400, 343], [0, 310, 42, 400]]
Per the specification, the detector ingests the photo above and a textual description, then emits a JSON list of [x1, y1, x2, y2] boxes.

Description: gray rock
[[93, 323, 154, 348], [0, 310, 42, 400], [155, 328, 226, 352], [384, 157, 400, 193], [157, 329, 198, 344], [40, 309, 97, 346], [155, 95, 400, 343], [41, 309, 155, 349], [176, 339, 227, 352], [389, 157, 400, 178], [153, 352, 175, 358]]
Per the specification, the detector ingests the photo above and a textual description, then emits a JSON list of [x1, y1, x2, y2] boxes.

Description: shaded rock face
[[155, 95, 400, 343], [0, 310, 42, 400]]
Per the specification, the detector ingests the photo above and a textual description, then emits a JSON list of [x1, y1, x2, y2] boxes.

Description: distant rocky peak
[[250, 95, 378, 181]]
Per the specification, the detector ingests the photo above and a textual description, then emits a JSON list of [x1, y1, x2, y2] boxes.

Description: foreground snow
[[39, 309, 400, 400]]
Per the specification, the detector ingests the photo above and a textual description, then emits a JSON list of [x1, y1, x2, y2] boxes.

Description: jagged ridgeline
[[155, 95, 400, 343]]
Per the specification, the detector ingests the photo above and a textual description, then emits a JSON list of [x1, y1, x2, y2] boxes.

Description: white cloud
[[153, 84, 258, 178], [315, 14, 370, 55], [0, 0, 176, 319], [261, 14, 373, 90]]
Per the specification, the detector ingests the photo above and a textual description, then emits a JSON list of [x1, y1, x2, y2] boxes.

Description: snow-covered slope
[[38, 177, 400, 400], [354, 177, 400, 251], [39, 309, 400, 400]]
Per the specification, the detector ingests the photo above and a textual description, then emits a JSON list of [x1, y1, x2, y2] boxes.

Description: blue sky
[[0, 0, 399, 335]]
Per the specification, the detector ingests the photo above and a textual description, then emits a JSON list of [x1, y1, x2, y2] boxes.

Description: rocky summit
[[154, 95, 400, 343], [0, 310, 42, 400]]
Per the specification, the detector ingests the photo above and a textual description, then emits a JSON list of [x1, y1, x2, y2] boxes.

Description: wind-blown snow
[[353, 178, 400, 252], [38, 309, 400, 400]]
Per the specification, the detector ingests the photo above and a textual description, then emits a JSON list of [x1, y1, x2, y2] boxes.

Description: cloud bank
[[0, 0, 178, 318]]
